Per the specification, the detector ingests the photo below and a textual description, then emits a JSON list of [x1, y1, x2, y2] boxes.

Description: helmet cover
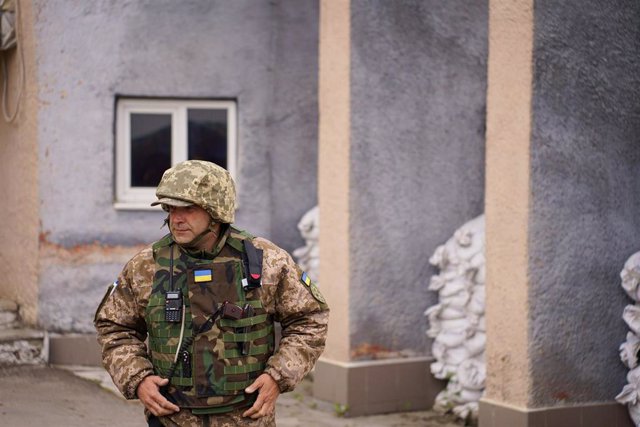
[[151, 160, 236, 223]]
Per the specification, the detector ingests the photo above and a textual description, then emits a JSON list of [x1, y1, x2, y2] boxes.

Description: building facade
[[0, 0, 637, 425]]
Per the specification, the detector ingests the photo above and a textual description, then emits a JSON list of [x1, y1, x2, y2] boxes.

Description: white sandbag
[[292, 206, 320, 283], [436, 330, 467, 348], [438, 306, 467, 320], [620, 332, 640, 370], [452, 402, 479, 422], [440, 289, 471, 309], [426, 215, 486, 423], [621, 252, 640, 303], [438, 278, 468, 298], [457, 359, 486, 391], [618, 251, 640, 425], [624, 305, 640, 336], [464, 332, 486, 358], [468, 285, 486, 315]]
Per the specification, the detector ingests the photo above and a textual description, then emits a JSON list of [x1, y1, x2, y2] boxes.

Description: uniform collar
[[182, 224, 230, 259]]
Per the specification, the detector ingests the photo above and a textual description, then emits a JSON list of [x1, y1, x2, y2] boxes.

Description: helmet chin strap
[[172, 219, 218, 250], [182, 227, 212, 249]]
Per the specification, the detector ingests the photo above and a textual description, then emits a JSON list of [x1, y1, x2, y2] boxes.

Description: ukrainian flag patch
[[194, 269, 212, 283], [301, 272, 312, 287]]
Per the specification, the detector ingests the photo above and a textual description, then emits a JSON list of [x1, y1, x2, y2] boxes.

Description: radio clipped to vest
[[165, 291, 182, 322], [242, 240, 263, 291], [165, 244, 183, 322]]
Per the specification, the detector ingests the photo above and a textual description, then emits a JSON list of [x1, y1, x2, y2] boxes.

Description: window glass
[[130, 113, 172, 187], [115, 99, 236, 209], [188, 108, 228, 169]]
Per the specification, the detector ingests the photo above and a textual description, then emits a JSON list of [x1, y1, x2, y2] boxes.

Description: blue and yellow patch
[[300, 272, 326, 305], [301, 272, 312, 287], [194, 269, 212, 283]]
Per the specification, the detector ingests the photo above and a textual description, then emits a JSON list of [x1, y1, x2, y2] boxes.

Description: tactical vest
[[145, 228, 275, 414]]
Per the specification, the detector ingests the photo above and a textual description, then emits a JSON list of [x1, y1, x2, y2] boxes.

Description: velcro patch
[[310, 283, 326, 304], [300, 272, 326, 305], [194, 269, 212, 283], [301, 272, 312, 287]]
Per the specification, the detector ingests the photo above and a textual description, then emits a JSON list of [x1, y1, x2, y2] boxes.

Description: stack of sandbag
[[425, 215, 485, 423], [292, 206, 320, 283], [616, 251, 640, 425]]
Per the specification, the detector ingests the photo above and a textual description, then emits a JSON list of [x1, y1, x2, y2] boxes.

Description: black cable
[[162, 305, 222, 386], [169, 244, 174, 291]]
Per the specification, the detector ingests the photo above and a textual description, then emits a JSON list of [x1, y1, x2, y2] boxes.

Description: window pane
[[130, 113, 171, 187], [188, 109, 228, 169]]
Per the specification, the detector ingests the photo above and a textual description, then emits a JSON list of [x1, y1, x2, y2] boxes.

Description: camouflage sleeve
[[254, 238, 329, 393], [94, 247, 155, 400]]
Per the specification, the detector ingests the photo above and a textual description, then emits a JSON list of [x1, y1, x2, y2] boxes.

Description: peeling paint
[[39, 232, 145, 266], [350, 342, 418, 361]]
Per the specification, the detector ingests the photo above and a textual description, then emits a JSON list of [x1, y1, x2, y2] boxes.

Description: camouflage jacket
[[94, 228, 329, 401]]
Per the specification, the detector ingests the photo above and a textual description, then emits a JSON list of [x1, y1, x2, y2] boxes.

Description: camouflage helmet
[[151, 160, 236, 223]]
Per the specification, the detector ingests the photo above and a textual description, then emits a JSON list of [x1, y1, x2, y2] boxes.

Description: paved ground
[[0, 365, 142, 427], [0, 364, 463, 427]]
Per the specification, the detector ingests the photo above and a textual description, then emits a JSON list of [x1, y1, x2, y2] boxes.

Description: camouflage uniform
[[94, 161, 329, 427]]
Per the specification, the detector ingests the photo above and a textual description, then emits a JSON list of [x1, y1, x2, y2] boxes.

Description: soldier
[[95, 160, 329, 427]]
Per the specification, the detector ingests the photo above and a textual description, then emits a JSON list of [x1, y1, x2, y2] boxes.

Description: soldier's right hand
[[136, 375, 180, 417]]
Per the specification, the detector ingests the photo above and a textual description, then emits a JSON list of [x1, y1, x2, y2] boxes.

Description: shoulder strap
[[226, 227, 254, 253], [243, 240, 263, 287], [152, 233, 174, 256], [226, 227, 263, 290]]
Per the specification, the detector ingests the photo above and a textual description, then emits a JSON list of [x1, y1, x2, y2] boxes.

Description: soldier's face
[[168, 205, 211, 245]]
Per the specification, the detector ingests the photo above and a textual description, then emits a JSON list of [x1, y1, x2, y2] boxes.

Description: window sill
[[113, 202, 164, 211]]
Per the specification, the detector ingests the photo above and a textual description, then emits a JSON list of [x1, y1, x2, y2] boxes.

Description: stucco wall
[[33, 0, 318, 332], [529, 1, 640, 406], [349, 0, 487, 355], [318, 0, 351, 362], [0, 0, 39, 325], [483, 0, 534, 408]]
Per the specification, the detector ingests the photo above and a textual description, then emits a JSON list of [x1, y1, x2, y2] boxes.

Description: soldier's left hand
[[242, 373, 280, 419]]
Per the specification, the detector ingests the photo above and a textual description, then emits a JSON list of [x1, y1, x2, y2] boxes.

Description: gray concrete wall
[[529, 0, 640, 406], [34, 0, 318, 332], [349, 0, 487, 356]]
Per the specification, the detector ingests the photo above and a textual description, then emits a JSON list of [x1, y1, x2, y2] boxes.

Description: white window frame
[[114, 98, 237, 210]]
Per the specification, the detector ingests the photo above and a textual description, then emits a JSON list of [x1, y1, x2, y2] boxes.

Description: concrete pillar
[[314, 0, 439, 415], [480, 0, 640, 425], [0, 0, 39, 325], [483, 0, 534, 411], [315, 0, 487, 417], [317, 0, 351, 365]]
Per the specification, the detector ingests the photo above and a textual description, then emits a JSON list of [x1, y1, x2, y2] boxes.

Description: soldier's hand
[[242, 373, 280, 419], [136, 375, 180, 417]]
